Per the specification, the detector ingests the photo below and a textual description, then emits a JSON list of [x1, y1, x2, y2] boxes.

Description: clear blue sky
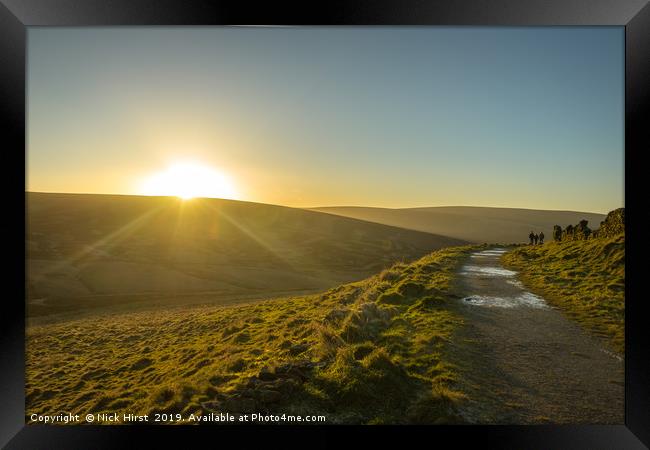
[[28, 26, 624, 213]]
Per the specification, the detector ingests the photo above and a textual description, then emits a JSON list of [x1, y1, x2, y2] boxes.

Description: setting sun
[[139, 162, 237, 200]]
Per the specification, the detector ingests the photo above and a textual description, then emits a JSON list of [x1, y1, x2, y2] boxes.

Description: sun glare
[[140, 162, 237, 200]]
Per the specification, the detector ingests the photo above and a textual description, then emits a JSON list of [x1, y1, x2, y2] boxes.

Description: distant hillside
[[310, 206, 607, 244], [27, 193, 465, 315]]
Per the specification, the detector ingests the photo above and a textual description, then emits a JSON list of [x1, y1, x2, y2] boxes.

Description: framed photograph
[[1, 0, 648, 448]]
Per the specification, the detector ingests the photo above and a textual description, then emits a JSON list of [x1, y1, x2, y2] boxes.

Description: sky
[[27, 27, 624, 213]]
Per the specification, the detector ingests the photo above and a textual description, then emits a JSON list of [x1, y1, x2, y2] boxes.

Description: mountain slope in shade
[[310, 206, 607, 244], [27, 193, 466, 315]]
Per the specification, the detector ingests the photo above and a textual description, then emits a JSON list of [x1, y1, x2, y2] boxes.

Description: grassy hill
[[311, 206, 606, 244], [27, 193, 466, 316], [26, 245, 477, 424], [502, 234, 624, 353]]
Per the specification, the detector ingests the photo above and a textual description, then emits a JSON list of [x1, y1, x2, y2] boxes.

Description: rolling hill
[[27, 193, 466, 316], [310, 206, 607, 244]]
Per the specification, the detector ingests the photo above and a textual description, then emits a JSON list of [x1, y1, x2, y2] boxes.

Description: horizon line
[[25, 190, 617, 215]]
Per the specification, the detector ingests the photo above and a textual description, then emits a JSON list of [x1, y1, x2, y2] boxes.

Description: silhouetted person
[[539, 231, 545, 244], [529, 231, 535, 245], [533, 233, 539, 245]]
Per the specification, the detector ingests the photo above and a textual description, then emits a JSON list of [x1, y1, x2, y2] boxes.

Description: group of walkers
[[528, 231, 544, 245]]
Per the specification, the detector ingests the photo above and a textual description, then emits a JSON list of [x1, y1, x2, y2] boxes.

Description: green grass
[[502, 234, 624, 353], [26, 245, 477, 424]]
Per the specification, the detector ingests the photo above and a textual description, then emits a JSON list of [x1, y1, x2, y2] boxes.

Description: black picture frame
[[2, 1, 648, 448]]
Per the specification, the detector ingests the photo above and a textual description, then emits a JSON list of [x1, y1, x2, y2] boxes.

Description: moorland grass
[[26, 245, 478, 424], [502, 234, 624, 353]]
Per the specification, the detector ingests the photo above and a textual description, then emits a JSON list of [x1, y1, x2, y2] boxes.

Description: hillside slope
[[27, 193, 466, 315], [502, 234, 624, 353], [311, 206, 606, 244], [26, 245, 476, 424]]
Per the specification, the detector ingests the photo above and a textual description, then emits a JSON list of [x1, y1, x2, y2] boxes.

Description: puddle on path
[[460, 265, 518, 277], [463, 292, 547, 309], [460, 248, 549, 309]]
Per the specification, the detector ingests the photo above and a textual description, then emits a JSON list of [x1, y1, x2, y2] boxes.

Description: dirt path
[[448, 247, 624, 424]]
